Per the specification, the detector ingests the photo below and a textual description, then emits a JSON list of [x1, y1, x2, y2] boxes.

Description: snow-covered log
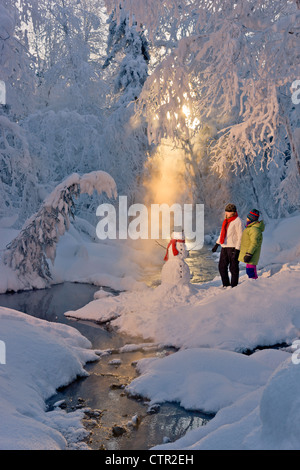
[[2, 171, 117, 289]]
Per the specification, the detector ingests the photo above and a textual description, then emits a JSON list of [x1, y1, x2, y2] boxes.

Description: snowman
[[161, 229, 191, 285]]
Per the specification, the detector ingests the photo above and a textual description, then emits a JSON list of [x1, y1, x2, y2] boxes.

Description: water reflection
[[187, 248, 218, 284], [120, 403, 213, 451], [0, 282, 99, 323]]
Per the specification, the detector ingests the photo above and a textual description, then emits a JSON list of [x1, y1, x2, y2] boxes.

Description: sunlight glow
[[182, 104, 200, 131], [182, 104, 191, 118]]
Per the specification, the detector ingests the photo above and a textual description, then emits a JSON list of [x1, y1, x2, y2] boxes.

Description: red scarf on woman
[[164, 239, 185, 261], [219, 213, 238, 244]]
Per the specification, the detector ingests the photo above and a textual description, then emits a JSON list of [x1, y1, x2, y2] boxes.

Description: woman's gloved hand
[[244, 252, 253, 263], [212, 243, 220, 253]]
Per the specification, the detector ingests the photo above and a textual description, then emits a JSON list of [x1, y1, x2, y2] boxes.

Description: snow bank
[[256, 358, 300, 449], [0, 223, 147, 294], [0, 306, 98, 450], [259, 212, 300, 268], [144, 350, 300, 450], [65, 264, 300, 352], [126, 348, 290, 413], [50, 225, 148, 292]]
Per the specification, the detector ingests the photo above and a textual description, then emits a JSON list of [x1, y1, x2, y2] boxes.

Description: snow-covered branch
[[2, 171, 117, 290], [132, 1, 299, 178]]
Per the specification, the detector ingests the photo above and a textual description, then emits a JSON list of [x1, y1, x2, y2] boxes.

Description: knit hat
[[247, 209, 260, 222], [225, 203, 237, 213]]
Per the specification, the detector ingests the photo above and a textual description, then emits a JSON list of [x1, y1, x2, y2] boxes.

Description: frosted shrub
[[3, 171, 117, 290]]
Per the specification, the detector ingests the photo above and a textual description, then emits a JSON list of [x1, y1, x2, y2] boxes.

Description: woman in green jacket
[[238, 209, 265, 279]]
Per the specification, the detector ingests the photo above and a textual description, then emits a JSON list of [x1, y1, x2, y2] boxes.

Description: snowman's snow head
[[171, 229, 185, 240]]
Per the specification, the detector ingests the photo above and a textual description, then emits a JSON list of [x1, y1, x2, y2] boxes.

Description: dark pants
[[218, 247, 239, 287]]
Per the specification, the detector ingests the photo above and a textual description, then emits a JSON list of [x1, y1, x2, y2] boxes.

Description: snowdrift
[[146, 350, 300, 450], [0, 222, 151, 294], [0, 306, 98, 450]]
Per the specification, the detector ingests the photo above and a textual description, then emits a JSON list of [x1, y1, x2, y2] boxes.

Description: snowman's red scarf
[[219, 213, 238, 244], [164, 239, 185, 261]]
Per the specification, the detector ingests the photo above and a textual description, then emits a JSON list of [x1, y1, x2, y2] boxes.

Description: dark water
[[0, 247, 217, 450]]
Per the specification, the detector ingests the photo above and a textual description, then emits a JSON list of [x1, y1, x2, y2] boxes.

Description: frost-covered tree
[[0, 1, 37, 118], [98, 5, 151, 205], [3, 171, 117, 290], [28, 0, 107, 112], [0, 2, 39, 222], [104, 0, 300, 217], [3, 0, 114, 226], [1, 0, 150, 229], [133, 1, 299, 162], [0, 116, 38, 220], [103, 6, 150, 106]]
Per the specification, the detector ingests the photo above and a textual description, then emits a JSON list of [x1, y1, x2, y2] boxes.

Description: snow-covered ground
[[63, 212, 300, 450], [0, 306, 99, 450], [0, 212, 300, 449]]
